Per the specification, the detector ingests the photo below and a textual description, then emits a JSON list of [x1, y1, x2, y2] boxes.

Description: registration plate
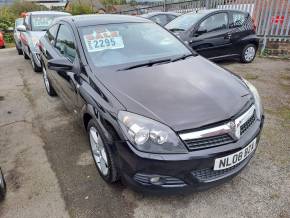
[[214, 138, 256, 171]]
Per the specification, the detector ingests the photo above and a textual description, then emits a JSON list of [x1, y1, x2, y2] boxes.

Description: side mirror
[[48, 58, 73, 71], [195, 27, 207, 36], [16, 25, 26, 32]]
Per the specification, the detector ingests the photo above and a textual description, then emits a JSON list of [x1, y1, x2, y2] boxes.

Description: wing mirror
[[16, 25, 26, 32], [48, 58, 73, 71], [195, 27, 207, 36]]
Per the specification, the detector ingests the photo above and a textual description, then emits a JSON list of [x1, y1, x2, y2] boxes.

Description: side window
[[45, 24, 59, 45], [55, 24, 76, 62], [24, 15, 30, 29], [167, 15, 177, 23], [199, 13, 228, 33], [150, 15, 168, 26], [230, 12, 246, 28]]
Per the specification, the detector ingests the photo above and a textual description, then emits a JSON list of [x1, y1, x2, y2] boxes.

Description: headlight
[[118, 111, 187, 154], [242, 78, 263, 119]]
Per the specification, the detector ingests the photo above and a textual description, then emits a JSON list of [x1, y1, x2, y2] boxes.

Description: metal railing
[[115, 0, 290, 51]]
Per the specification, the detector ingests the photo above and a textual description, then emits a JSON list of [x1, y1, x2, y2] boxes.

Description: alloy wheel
[[43, 66, 50, 92], [89, 126, 109, 176], [244, 46, 255, 62]]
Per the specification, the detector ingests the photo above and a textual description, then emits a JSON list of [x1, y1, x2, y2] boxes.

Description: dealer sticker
[[84, 31, 124, 52]]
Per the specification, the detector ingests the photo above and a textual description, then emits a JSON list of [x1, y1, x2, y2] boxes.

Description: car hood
[[28, 31, 46, 40], [98, 56, 252, 131]]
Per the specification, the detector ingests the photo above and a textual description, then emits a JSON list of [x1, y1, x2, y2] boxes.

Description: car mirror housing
[[48, 58, 73, 71], [16, 25, 26, 32], [195, 27, 207, 36]]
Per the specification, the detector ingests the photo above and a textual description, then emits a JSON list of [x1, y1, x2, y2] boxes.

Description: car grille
[[134, 173, 186, 187], [184, 134, 234, 151], [191, 158, 246, 182], [240, 112, 256, 135]]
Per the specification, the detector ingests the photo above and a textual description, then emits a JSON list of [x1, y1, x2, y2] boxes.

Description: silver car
[[14, 18, 24, 55], [17, 11, 70, 72]]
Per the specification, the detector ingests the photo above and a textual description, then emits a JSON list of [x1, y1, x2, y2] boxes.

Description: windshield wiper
[[171, 54, 195, 62], [168, 28, 185, 32], [118, 58, 171, 71]]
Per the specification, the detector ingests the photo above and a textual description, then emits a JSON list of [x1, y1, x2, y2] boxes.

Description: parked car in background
[[17, 11, 70, 72], [0, 31, 5, 48], [0, 168, 6, 201], [140, 12, 180, 26], [39, 15, 264, 193], [14, 18, 24, 55], [165, 9, 259, 63]]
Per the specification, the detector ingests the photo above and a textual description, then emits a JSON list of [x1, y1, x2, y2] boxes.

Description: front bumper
[[116, 116, 264, 194]]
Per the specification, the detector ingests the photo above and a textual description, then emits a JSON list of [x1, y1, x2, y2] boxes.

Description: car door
[[189, 12, 232, 58], [41, 24, 60, 88], [21, 14, 31, 53], [52, 23, 79, 112], [228, 11, 251, 55]]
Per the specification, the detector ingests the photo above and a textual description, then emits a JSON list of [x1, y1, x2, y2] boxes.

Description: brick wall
[[264, 40, 290, 57]]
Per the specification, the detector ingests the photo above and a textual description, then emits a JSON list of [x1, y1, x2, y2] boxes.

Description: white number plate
[[214, 138, 256, 171]]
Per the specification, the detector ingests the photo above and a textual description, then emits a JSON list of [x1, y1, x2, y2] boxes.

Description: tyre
[[43, 65, 57, 96], [23, 48, 29, 59], [0, 168, 6, 201], [240, 44, 257, 63], [17, 47, 23, 55], [87, 119, 119, 183], [30, 51, 42, 72]]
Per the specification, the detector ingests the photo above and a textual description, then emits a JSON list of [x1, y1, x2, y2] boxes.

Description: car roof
[[189, 9, 248, 16], [27, 11, 71, 15], [59, 14, 150, 27], [140, 12, 180, 18]]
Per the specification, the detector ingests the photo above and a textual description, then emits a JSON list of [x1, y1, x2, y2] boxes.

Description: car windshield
[[31, 14, 65, 31], [15, 18, 23, 27], [165, 12, 205, 31], [80, 22, 191, 68]]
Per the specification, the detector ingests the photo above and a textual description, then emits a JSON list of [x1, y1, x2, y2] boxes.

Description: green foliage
[[0, 1, 48, 43], [69, 3, 95, 15]]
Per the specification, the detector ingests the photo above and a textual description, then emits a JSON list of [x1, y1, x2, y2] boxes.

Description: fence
[[115, 0, 290, 52]]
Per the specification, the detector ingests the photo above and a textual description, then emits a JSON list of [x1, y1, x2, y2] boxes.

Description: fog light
[[150, 176, 161, 184]]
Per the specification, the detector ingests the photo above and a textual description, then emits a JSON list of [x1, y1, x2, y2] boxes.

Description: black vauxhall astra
[[38, 15, 264, 193]]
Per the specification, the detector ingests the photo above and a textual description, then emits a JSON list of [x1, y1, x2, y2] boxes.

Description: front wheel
[[88, 120, 119, 183], [240, 44, 257, 63], [43, 66, 57, 97]]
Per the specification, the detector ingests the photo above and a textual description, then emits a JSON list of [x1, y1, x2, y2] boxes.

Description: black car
[[165, 9, 259, 63], [39, 15, 264, 193], [140, 12, 180, 26]]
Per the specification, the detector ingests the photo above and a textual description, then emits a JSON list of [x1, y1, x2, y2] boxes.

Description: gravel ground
[[0, 48, 289, 218]]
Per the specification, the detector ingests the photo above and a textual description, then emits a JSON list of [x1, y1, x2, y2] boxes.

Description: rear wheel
[[240, 44, 256, 63], [43, 65, 57, 96], [17, 47, 23, 55], [88, 119, 119, 183], [23, 48, 29, 59]]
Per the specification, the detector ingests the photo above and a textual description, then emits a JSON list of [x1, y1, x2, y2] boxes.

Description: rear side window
[[230, 12, 247, 28], [55, 24, 76, 62], [199, 13, 228, 33], [45, 24, 59, 45], [150, 15, 168, 26]]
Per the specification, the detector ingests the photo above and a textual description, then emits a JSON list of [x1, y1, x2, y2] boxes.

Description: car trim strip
[[179, 105, 255, 141]]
